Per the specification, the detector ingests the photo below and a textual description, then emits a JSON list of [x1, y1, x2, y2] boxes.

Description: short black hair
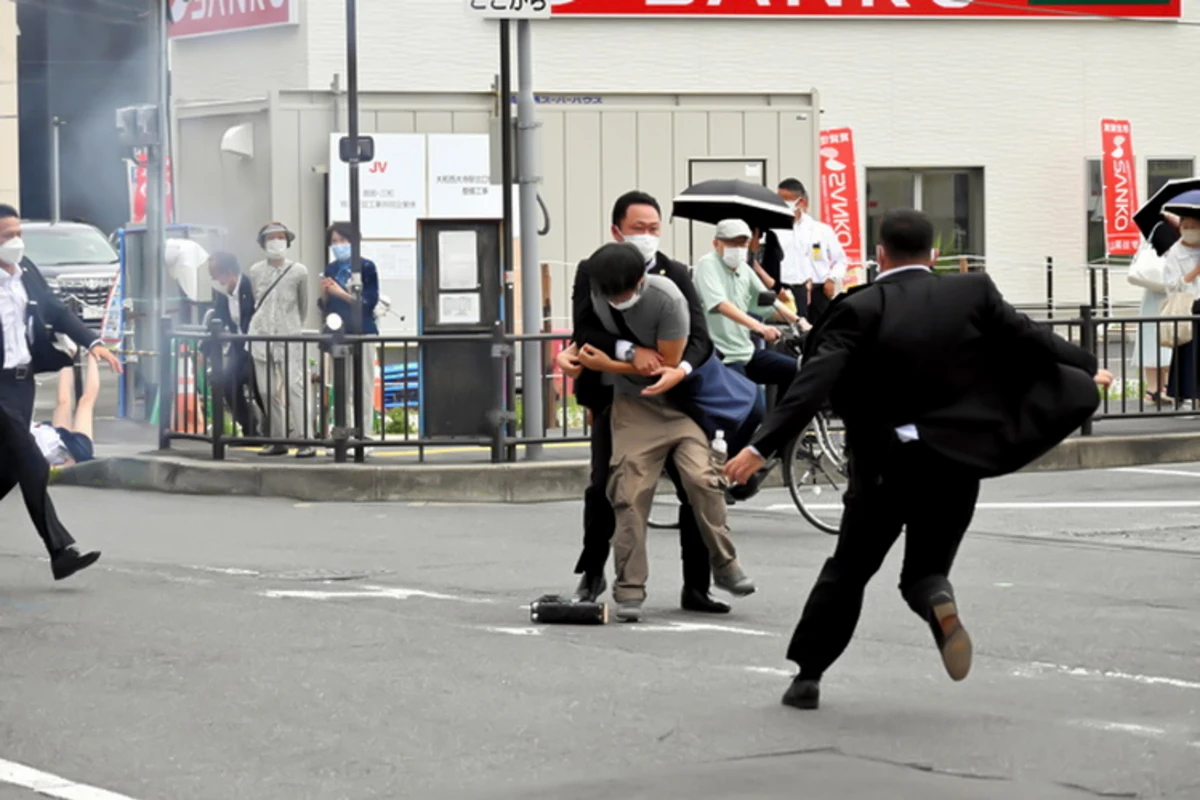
[[326, 221, 358, 247], [879, 209, 935, 263], [581, 242, 646, 298], [209, 251, 240, 276], [0, 204, 19, 220], [777, 178, 807, 199], [611, 191, 660, 228]]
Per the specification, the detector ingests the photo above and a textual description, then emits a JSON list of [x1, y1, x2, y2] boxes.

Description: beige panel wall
[[0, 0, 17, 206]]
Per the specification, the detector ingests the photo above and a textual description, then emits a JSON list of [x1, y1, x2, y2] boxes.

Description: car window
[[24, 227, 119, 266]]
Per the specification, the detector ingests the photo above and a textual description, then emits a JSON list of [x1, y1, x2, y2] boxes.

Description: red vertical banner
[[819, 127, 864, 281], [129, 150, 175, 225], [1100, 119, 1139, 257]]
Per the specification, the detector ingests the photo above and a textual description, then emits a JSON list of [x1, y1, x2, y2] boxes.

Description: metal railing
[[156, 303, 1200, 464], [157, 316, 591, 464]]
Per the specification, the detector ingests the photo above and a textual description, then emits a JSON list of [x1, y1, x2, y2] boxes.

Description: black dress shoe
[[680, 587, 731, 614], [574, 574, 606, 603], [51, 546, 101, 581], [781, 677, 820, 710]]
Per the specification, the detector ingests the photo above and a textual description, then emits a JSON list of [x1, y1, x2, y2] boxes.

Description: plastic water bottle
[[711, 430, 728, 467]]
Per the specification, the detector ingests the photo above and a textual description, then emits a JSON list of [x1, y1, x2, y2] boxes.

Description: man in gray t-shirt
[[575, 243, 755, 622], [591, 273, 689, 398]]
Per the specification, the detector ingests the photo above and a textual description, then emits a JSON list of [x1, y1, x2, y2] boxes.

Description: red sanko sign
[[548, 0, 1180, 17], [818, 128, 863, 269], [1100, 118, 1139, 257], [169, 0, 298, 39]]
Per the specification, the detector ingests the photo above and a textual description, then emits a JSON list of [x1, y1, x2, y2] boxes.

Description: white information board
[[328, 134, 426, 238], [361, 240, 417, 336]]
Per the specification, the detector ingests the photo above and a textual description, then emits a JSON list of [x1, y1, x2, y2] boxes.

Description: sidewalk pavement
[[52, 413, 1200, 503]]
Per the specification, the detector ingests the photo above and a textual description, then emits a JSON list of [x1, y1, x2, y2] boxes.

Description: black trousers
[[222, 350, 262, 436], [806, 282, 834, 325], [0, 378, 76, 556], [787, 441, 980, 679], [575, 404, 711, 592]]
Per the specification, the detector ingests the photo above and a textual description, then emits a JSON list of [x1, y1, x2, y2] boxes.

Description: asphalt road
[[1, 465, 1198, 799]]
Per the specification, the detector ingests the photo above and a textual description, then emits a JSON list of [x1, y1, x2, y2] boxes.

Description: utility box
[[417, 218, 503, 438]]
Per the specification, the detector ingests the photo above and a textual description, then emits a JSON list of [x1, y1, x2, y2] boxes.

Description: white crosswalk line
[[0, 757, 141, 800]]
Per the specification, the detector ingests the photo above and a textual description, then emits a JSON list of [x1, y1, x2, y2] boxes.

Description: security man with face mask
[[692, 219, 808, 392]]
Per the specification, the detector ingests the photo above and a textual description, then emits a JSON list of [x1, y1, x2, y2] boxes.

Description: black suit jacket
[[213, 276, 256, 336], [2, 258, 98, 373], [571, 251, 714, 411], [750, 269, 1100, 480]]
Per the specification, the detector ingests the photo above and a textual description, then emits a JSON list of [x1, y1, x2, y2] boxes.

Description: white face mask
[[609, 283, 644, 311], [784, 200, 798, 211], [265, 239, 288, 257], [1181, 229, 1200, 246], [0, 236, 25, 267], [622, 234, 659, 264], [721, 247, 748, 271]]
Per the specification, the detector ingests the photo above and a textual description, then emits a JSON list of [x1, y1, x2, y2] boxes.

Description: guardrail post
[[331, 325, 350, 464], [1088, 267, 1098, 311], [207, 316, 226, 461], [488, 322, 516, 464], [351, 333, 366, 465], [1102, 265, 1111, 317], [1045, 256, 1054, 320], [157, 315, 172, 450], [1079, 304, 1095, 436]]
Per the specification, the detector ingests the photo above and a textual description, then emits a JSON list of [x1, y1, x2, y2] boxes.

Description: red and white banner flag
[[1100, 119, 1139, 257], [818, 127, 864, 280], [128, 150, 176, 225]]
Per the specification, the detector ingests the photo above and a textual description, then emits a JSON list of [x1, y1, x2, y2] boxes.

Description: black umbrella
[[671, 179, 794, 233], [1133, 177, 1200, 241]]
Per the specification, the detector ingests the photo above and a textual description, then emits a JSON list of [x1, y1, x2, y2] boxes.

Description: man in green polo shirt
[[693, 218, 807, 391]]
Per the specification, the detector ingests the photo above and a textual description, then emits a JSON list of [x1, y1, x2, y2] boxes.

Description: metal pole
[[146, 0, 169, 418], [515, 20, 542, 460], [499, 21, 518, 461], [346, 0, 366, 462], [50, 117, 63, 223]]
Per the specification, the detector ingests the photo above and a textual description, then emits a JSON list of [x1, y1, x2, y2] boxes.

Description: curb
[[52, 432, 1200, 504]]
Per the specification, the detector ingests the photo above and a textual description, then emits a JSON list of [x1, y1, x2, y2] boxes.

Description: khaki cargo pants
[[607, 393, 739, 602]]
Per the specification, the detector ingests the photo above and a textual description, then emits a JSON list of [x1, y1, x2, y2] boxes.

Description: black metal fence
[[157, 316, 591, 463], [156, 303, 1200, 464]]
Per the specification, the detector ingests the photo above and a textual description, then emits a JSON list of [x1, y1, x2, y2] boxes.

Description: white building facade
[[168, 0, 1200, 316]]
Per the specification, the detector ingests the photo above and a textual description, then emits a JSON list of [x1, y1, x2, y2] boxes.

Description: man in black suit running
[[725, 209, 1112, 710]]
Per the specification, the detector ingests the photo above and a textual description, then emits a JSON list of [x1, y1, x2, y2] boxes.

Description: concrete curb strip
[[51, 433, 1200, 503]]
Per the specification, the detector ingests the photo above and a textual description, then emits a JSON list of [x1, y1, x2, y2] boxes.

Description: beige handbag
[[1158, 291, 1194, 348]]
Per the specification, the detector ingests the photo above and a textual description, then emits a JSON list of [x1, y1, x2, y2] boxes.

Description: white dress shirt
[[784, 214, 848, 285], [226, 274, 245, 330], [0, 267, 31, 369]]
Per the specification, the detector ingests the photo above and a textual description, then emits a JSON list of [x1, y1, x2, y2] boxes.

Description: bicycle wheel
[[782, 421, 847, 535]]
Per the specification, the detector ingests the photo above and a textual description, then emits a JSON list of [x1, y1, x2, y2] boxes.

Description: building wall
[[0, 0, 18, 207], [169, 0, 1200, 305]]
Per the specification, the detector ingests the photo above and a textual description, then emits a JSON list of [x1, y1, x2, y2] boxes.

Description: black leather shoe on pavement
[[930, 593, 972, 681], [680, 587, 731, 614], [51, 546, 101, 581], [781, 677, 820, 710], [574, 574, 606, 603]]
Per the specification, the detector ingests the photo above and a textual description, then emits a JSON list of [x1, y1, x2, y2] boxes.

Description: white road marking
[[743, 666, 793, 678], [765, 500, 1200, 512], [993, 582, 1015, 588], [188, 565, 260, 576], [0, 757, 139, 800], [259, 585, 494, 604], [1014, 662, 1200, 691], [630, 622, 777, 637], [1112, 467, 1200, 479], [1071, 720, 1167, 738], [481, 626, 543, 636]]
